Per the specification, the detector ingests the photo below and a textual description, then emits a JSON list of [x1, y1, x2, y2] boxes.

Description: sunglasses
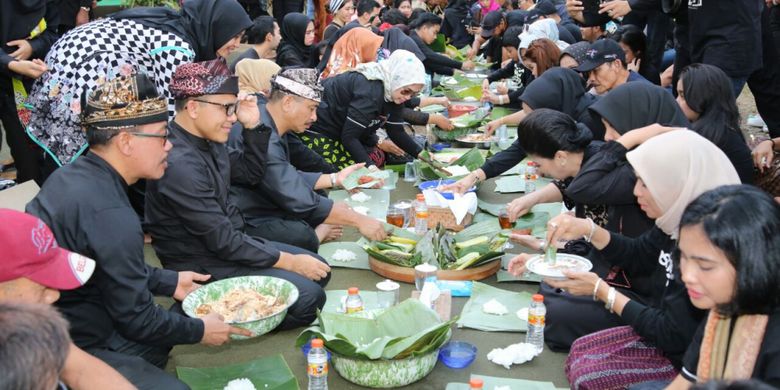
[[194, 99, 238, 116], [399, 87, 420, 97]]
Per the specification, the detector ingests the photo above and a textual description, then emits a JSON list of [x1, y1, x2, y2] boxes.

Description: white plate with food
[[456, 133, 495, 144], [525, 253, 593, 280]]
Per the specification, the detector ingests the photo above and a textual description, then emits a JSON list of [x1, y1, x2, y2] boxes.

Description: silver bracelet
[[592, 279, 602, 302], [329, 173, 338, 188], [584, 218, 596, 243], [605, 287, 617, 313]]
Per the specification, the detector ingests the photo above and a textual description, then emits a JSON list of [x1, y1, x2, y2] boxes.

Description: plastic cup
[[376, 279, 400, 308], [403, 162, 417, 182]]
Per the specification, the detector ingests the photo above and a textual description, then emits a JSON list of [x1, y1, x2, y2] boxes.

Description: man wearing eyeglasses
[[27, 73, 251, 389], [145, 60, 332, 330]]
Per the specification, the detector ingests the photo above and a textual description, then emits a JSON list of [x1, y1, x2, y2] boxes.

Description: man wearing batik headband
[[229, 68, 387, 253], [27, 72, 249, 390], [145, 60, 331, 330]]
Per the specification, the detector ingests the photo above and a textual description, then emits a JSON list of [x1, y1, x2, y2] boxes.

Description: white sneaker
[[748, 114, 767, 128]]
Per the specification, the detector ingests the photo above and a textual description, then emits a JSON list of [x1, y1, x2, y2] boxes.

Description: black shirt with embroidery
[[27, 153, 204, 350], [600, 226, 706, 367]]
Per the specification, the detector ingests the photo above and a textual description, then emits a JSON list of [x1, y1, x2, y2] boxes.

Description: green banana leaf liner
[[415, 148, 485, 181], [176, 354, 298, 390]]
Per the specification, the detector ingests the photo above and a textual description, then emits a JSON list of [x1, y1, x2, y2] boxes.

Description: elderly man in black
[[229, 68, 387, 253], [26, 73, 249, 390], [144, 60, 331, 330]]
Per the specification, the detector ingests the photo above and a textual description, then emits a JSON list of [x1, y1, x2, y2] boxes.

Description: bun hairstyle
[[516, 108, 592, 159]]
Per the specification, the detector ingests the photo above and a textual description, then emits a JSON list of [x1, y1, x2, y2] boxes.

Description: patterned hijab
[[353, 49, 425, 102], [626, 131, 740, 238], [236, 59, 281, 94], [321, 28, 384, 79]]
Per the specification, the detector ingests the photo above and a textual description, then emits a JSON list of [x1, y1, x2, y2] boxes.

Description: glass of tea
[[498, 207, 513, 229], [393, 200, 414, 228], [386, 206, 404, 227]]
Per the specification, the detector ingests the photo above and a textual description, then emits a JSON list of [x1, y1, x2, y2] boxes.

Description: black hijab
[[381, 27, 426, 61], [110, 0, 252, 61], [589, 82, 689, 135], [277, 13, 313, 67]]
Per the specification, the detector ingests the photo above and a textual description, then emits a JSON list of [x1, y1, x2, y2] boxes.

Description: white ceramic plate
[[525, 254, 593, 280]]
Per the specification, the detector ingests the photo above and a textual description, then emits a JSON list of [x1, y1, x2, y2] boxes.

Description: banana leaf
[[296, 299, 456, 360], [490, 106, 518, 120], [416, 148, 485, 181], [429, 33, 447, 53], [455, 84, 483, 100], [432, 126, 477, 141], [364, 246, 422, 268], [456, 282, 533, 332], [176, 354, 298, 390], [453, 219, 502, 241], [342, 167, 390, 190]]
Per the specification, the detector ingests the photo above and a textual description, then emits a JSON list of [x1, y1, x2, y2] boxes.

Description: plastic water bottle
[[525, 294, 546, 354], [423, 73, 432, 96], [345, 287, 364, 314], [414, 194, 428, 235], [307, 338, 328, 390]]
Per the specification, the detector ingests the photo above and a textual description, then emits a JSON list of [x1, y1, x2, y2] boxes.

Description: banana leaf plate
[[456, 282, 533, 332], [318, 241, 370, 270], [176, 354, 298, 390], [328, 189, 390, 221]]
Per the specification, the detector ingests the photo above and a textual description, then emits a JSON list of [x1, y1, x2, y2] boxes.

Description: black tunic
[[144, 120, 279, 271], [229, 104, 334, 225], [26, 153, 204, 350], [307, 71, 423, 166]]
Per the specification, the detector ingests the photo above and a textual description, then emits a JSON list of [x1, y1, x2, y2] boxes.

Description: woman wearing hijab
[[24, 0, 253, 176], [675, 64, 754, 184], [320, 27, 384, 79], [323, 0, 356, 41], [302, 49, 425, 168], [519, 19, 569, 54], [277, 13, 316, 68], [235, 59, 281, 98], [393, 0, 413, 20], [509, 130, 741, 389], [667, 185, 780, 389]]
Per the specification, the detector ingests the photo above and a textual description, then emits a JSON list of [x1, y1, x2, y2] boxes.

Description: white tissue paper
[[420, 189, 478, 225], [419, 280, 441, 309], [487, 342, 540, 369]]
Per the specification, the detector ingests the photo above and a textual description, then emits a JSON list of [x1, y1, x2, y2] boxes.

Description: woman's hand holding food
[[507, 253, 534, 276], [506, 195, 536, 221], [545, 271, 601, 296], [753, 139, 776, 172]]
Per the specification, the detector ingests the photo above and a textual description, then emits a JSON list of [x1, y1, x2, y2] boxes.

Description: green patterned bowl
[[331, 349, 440, 388], [182, 276, 299, 340]]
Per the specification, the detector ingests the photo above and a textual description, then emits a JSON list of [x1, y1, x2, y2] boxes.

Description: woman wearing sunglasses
[[302, 49, 426, 169]]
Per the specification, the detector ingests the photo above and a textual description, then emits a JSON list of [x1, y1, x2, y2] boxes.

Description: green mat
[[456, 282, 533, 332], [446, 374, 557, 390], [176, 354, 298, 390], [328, 189, 389, 221], [318, 241, 370, 270]]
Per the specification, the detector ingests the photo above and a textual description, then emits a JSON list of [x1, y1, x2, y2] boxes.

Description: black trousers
[[244, 216, 320, 253], [0, 87, 41, 184], [164, 241, 330, 330], [86, 331, 189, 390], [747, 6, 780, 137]]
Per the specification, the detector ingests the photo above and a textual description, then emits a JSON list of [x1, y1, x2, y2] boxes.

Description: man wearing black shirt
[[229, 15, 281, 72], [27, 73, 248, 390], [145, 60, 331, 330]]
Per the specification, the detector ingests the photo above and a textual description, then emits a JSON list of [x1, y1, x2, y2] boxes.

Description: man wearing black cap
[[27, 73, 249, 390], [575, 38, 651, 95], [145, 60, 331, 330], [525, 0, 581, 43], [229, 68, 387, 252], [468, 11, 508, 69]]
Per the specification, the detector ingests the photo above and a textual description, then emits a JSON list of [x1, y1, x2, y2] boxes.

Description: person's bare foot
[[315, 224, 343, 243]]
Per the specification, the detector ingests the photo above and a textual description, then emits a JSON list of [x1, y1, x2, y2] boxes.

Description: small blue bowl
[[431, 143, 451, 151], [419, 179, 476, 200], [438, 341, 477, 369], [301, 340, 332, 361]]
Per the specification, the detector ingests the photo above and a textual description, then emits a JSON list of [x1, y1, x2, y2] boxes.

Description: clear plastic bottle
[[345, 287, 364, 314], [524, 162, 538, 193], [525, 294, 546, 354], [469, 378, 484, 389], [414, 194, 428, 235], [307, 338, 328, 390]]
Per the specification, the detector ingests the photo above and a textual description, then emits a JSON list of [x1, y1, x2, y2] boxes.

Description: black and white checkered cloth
[[27, 18, 195, 165]]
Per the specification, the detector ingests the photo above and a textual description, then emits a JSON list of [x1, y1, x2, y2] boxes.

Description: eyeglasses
[[128, 128, 170, 144], [398, 87, 421, 98], [194, 99, 238, 116]]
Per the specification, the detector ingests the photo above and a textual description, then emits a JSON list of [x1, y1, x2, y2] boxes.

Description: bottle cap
[[311, 338, 324, 348], [348, 287, 359, 295], [532, 293, 544, 302], [527, 161, 535, 166], [416, 193, 425, 201], [469, 378, 484, 388]]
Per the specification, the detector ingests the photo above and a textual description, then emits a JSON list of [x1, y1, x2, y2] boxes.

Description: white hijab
[[626, 130, 741, 239], [353, 49, 426, 102], [519, 19, 569, 51]]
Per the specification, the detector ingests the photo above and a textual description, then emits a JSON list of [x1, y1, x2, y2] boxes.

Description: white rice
[[445, 165, 471, 177], [353, 206, 369, 215], [332, 249, 357, 262], [350, 192, 371, 202], [224, 378, 257, 390]]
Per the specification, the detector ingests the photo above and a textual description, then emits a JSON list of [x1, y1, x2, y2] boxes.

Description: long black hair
[[679, 63, 743, 146], [516, 108, 593, 158], [613, 25, 647, 66], [679, 185, 780, 316]]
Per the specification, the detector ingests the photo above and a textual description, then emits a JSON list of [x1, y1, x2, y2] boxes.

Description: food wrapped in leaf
[[416, 148, 485, 180]]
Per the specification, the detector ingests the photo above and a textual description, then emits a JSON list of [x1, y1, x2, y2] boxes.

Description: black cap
[[533, 0, 557, 16], [574, 39, 626, 72], [480, 11, 504, 38]]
